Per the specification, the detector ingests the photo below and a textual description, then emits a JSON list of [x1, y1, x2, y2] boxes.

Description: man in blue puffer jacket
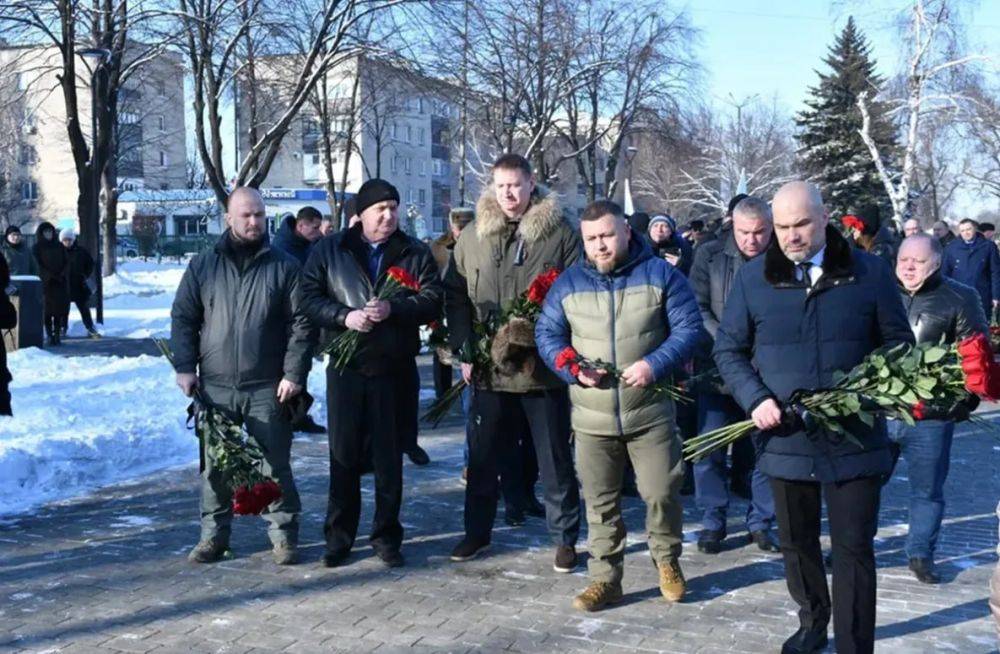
[[714, 182, 913, 654], [536, 200, 706, 612]]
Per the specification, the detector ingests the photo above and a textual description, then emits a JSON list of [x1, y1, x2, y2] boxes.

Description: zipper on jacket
[[607, 277, 624, 436]]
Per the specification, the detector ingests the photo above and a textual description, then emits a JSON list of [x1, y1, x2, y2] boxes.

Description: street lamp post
[[77, 47, 112, 325]]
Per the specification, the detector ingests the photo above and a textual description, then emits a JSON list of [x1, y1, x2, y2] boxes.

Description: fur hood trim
[[475, 185, 564, 243]]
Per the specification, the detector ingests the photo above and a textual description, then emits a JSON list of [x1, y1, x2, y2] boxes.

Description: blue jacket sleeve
[[712, 269, 773, 413], [873, 260, 916, 348], [641, 262, 707, 381], [534, 272, 579, 385], [941, 243, 955, 278]]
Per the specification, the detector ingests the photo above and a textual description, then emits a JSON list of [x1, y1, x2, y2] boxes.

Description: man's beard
[[592, 251, 626, 273]]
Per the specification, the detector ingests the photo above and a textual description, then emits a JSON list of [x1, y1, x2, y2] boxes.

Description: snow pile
[[67, 259, 188, 339], [0, 348, 197, 516]]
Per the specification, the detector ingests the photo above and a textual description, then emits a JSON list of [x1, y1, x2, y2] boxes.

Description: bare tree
[[857, 0, 987, 226], [0, 0, 175, 276], [177, 0, 408, 208], [964, 81, 1000, 201], [0, 61, 31, 225], [557, 1, 697, 203]]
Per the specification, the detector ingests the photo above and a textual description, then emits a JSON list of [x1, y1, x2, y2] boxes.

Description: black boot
[[908, 557, 941, 584]]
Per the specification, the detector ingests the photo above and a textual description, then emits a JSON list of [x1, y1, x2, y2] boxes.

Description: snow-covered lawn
[[66, 258, 187, 339]]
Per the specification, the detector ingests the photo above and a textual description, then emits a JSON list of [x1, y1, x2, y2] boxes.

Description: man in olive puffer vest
[[536, 200, 706, 611]]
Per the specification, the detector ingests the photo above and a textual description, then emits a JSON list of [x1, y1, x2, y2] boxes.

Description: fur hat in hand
[[490, 317, 537, 376]]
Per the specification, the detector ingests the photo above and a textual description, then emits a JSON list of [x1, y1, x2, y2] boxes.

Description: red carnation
[[911, 400, 926, 420], [555, 346, 578, 371], [387, 266, 420, 291], [526, 268, 560, 305], [842, 215, 865, 232], [232, 480, 282, 515]]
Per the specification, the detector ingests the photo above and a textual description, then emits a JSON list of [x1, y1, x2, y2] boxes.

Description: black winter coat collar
[[339, 224, 414, 288], [763, 226, 854, 290]]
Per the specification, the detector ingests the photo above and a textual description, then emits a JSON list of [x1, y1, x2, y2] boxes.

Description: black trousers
[[771, 476, 882, 654], [61, 299, 95, 332], [397, 359, 420, 452], [465, 388, 580, 546], [432, 352, 453, 399], [324, 368, 403, 554]]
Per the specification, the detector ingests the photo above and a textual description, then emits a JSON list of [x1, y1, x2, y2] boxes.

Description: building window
[[408, 189, 416, 204], [418, 127, 425, 145], [419, 160, 426, 176], [418, 97, 425, 114], [404, 157, 411, 174], [21, 181, 38, 202], [16, 73, 27, 90], [157, 80, 166, 96], [432, 159, 443, 176], [419, 188, 426, 205], [159, 151, 168, 166], [406, 125, 412, 143], [390, 156, 397, 173], [157, 115, 165, 131], [18, 145, 36, 165], [174, 216, 208, 236], [391, 122, 398, 139]]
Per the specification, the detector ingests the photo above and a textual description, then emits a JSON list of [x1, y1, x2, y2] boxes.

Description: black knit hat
[[852, 204, 880, 236], [4, 225, 20, 237], [355, 179, 400, 218], [726, 193, 749, 217]]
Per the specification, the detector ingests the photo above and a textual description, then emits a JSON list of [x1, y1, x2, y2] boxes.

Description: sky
[[691, 0, 1000, 113]]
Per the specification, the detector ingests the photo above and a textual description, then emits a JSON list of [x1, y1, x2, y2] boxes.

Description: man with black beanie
[[300, 178, 442, 568], [3, 225, 35, 276]]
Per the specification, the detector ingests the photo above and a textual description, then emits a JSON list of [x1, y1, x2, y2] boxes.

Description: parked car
[[116, 236, 139, 259]]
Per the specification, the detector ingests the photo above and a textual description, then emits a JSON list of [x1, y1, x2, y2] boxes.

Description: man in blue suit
[[942, 218, 1000, 320]]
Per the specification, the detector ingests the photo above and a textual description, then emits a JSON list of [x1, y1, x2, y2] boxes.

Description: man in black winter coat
[[894, 234, 988, 585], [2, 225, 36, 276], [270, 206, 327, 435], [714, 182, 913, 654], [32, 222, 69, 346], [688, 196, 778, 555], [271, 206, 323, 266], [0, 253, 15, 416], [299, 178, 442, 569], [170, 187, 313, 566], [59, 228, 101, 339]]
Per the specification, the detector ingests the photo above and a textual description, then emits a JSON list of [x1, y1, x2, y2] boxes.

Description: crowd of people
[[0, 149, 992, 654]]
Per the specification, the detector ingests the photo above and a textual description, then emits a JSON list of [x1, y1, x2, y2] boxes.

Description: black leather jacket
[[299, 224, 442, 376], [170, 231, 313, 388], [899, 271, 988, 345]]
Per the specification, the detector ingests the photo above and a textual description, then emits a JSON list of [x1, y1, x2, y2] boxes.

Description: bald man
[[170, 187, 313, 566], [714, 182, 912, 654]]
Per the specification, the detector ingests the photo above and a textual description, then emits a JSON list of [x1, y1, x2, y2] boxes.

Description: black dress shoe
[[908, 557, 940, 584], [781, 626, 828, 654], [322, 549, 351, 568], [524, 497, 546, 518], [505, 509, 526, 526], [749, 529, 781, 553], [375, 548, 405, 568], [406, 446, 431, 466], [697, 530, 724, 554], [293, 415, 326, 434]]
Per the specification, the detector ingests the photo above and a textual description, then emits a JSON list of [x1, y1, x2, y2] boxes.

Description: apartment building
[[0, 44, 187, 232]]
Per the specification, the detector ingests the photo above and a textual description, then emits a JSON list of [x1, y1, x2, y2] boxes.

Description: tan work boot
[[572, 581, 623, 612], [658, 559, 686, 602]]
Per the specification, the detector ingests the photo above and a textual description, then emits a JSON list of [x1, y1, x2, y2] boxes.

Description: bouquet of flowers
[[683, 335, 996, 463], [421, 268, 560, 426], [323, 266, 421, 370], [154, 338, 282, 515], [553, 346, 690, 403]]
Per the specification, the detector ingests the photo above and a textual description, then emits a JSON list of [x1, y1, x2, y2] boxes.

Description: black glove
[[946, 394, 979, 423], [280, 390, 314, 424], [780, 402, 818, 434]]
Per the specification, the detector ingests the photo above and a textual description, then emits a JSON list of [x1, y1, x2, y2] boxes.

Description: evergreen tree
[[796, 17, 898, 219]]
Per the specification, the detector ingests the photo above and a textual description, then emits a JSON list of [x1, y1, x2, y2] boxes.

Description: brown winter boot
[[572, 581, 623, 612], [658, 559, 686, 602]]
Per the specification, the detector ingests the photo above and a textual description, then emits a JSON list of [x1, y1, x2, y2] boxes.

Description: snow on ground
[[0, 348, 196, 516], [67, 258, 188, 339]]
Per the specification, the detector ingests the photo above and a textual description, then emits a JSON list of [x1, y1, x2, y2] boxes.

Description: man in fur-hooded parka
[[444, 153, 582, 569]]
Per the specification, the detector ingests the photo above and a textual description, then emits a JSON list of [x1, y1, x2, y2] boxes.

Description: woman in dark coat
[[31, 222, 69, 346], [0, 253, 14, 415], [60, 228, 99, 338]]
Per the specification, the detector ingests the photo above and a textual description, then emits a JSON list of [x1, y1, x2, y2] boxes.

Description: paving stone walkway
[[1, 358, 997, 653]]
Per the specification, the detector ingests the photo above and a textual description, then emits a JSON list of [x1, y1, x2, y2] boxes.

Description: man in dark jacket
[[688, 196, 778, 555], [0, 253, 14, 416], [59, 228, 100, 339], [932, 220, 955, 248], [270, 206, 326, 435], [271, 206, 323, 266], [3, 226, 36, 276], [300, 178, 442, 568], [942, 218, 1000, 319], [170, 187, 312, 566], [445, 153, 582, 571], [895, 233, 987, 584], [647, 214, 693, 276], [32, 222, 69, 346], [536, 200, 705, 610], [714, 182, 913, 654]]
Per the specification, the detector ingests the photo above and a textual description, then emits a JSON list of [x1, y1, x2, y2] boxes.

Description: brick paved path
[[1, 362, 997, 653]]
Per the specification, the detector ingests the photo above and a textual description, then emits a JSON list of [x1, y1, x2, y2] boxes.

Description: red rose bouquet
[[155, 338, 282, 516], [553, 346, 690, 403], [323, 266, 421, 370], [683, 336, 998, 463]]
